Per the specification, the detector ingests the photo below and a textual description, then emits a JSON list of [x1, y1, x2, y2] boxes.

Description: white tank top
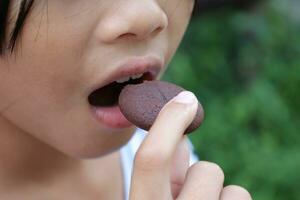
[[120, 128, 199, 200]]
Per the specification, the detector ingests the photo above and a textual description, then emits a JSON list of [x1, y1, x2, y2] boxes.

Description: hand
[[130, 91, 252, 200]]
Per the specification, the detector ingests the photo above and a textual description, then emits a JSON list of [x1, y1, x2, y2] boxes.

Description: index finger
[[129, 91, 199, 200]]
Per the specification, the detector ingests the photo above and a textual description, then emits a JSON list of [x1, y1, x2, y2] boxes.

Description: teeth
[[116, 76, 130, 83], [115, 73, 144, 83], [131, 73, 143, 79]]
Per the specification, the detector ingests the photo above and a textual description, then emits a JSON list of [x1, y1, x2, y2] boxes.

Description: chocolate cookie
[[118, 80, 204, 134]]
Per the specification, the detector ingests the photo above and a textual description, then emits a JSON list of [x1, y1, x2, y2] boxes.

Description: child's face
[[0, 0, 195, 158]]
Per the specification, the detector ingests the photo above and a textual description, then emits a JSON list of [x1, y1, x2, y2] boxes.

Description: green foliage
[[162, 0, 300, 199]]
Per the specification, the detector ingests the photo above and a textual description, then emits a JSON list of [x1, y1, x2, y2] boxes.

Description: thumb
[[170, 136, 190, 199]]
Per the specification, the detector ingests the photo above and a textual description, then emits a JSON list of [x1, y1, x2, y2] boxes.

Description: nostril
[[152, 26, 163, 36], [118, 33, 137, 40], [118, 26, 164, 41]]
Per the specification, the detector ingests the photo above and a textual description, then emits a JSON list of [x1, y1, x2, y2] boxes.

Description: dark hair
[[0, 0, 34, 56]]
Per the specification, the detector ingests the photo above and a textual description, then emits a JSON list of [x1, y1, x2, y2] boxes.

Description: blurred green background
[[162, 0, 300, 199]]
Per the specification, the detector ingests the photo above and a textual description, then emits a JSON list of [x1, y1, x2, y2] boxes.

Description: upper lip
[[88, 56, 163, 94]]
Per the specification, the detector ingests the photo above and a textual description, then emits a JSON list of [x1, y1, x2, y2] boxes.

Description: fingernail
[[173, 91, 196, 104]]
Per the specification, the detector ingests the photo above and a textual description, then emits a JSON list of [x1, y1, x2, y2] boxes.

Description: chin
[[64, 126, 136, 159]]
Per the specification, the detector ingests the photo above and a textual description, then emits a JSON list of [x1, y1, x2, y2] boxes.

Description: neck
[[0, 115, 81, 189]]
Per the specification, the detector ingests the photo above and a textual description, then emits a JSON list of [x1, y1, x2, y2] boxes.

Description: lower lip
[[90, 105, 133, 129]]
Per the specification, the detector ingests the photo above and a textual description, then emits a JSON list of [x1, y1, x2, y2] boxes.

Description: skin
[[0, 0, 252, 199]]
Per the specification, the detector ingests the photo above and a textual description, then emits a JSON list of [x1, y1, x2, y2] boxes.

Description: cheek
[[165, 1, 194, 61], [0, 3, 131, 158], [0, 61, 134, 158], [0, 50, 91, 158], [9, 1, 91, 106]]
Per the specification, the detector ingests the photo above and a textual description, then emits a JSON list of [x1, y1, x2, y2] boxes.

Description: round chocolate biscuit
[[118, 80, 204, 134]]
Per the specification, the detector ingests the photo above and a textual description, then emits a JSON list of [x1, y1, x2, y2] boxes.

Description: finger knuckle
[[189, 161, 225, 182], [223, 185, 252, 200], [134, 146, 168, 171]]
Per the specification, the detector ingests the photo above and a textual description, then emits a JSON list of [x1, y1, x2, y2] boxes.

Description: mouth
[[86, 56, 162, 129], [88, 72, 154, 107], [87, 57, 162, 108]]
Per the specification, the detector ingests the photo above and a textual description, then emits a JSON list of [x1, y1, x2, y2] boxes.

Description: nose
[[96, 1, 168, 42]]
